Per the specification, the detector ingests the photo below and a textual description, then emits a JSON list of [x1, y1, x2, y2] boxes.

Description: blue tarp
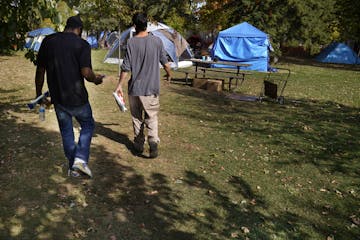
[[211, 22, 271, 72], [315, 42, 360, 65]]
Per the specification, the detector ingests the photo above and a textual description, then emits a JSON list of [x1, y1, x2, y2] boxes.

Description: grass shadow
[[94, 121, 154, 159], [182, 171, 315, 239], [167, 86, 360, 176], [0, 100, 196, 239]]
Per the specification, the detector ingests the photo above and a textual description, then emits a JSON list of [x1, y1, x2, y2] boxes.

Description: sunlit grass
[[0, 50, 359, 239]]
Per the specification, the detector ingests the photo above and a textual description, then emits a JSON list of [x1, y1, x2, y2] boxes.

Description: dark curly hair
[[132, 13, 148, 32]]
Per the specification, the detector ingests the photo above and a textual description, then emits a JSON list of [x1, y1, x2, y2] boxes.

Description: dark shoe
[[133, 142, 144, 154], [149, 142, 158, 158]]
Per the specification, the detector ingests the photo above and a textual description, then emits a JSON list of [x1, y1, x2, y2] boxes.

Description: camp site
[[0, 1, 359, 239]]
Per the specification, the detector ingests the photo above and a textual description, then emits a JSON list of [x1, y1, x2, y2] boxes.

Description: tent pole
[[118, 21, 121, 76]]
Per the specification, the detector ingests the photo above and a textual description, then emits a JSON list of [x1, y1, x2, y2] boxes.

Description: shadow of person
[[94, 121, 149, 158]]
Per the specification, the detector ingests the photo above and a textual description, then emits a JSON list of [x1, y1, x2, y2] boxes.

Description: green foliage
[[76, 0, 132, 32], [336, 0, 360, 41], [197, 0, 231, 33], [75, 0, 192, 34], [197, 0, 338, 55], [0, 1, 39, 54], [2, 0, 359, 57], [163, 8, 187, 34], [0, 0, 64, 54], [55, 1, 76, 30]]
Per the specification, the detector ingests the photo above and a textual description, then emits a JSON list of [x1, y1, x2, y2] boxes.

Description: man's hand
[[115, 70, 128, 97], [165, 74, 171, 82], [81, 67, 105, 85], [42, 97, 52, 107], [114, 84, 123, 97], [94, 74, 105, 85], [163, 63, 172, 82]]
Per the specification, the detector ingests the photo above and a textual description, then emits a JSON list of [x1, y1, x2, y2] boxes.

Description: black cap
[[65, 15, 83, 29]]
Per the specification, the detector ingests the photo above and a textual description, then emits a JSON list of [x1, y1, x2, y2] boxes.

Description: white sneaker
[[73, 158, 92, 178]]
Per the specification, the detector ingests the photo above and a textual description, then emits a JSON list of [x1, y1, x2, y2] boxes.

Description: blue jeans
[[54, 103, 95, 169]]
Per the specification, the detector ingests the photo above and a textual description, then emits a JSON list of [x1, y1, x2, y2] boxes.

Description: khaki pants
[[129, 95, 160, 145]]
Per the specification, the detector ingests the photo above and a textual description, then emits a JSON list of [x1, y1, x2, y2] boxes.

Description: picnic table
[[175, 58, 252, 91], [190, 58, 251, 77], [175, 59, 291, 104]]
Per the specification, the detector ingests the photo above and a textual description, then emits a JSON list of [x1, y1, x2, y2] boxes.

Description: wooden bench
[[175, 67, 252, 91], [174, 69, 198, 85]]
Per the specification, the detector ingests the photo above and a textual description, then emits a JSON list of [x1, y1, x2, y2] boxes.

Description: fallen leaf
[[335, 189, 343, 197], [196, 212, 205, 217], [303, 125, 312, 131], [327, 235, 334, 240], [241, 226, 250, 234], [348, 189, 356, 196], [207, 190, 215, 195], [350, 215, 360, 225], [148, 190, 159, 195]]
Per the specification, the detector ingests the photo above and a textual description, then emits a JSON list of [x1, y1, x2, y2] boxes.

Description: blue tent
[[24, 27, 55, 51], [315, 42, 360, 65], [86, 35, 98, 48], [27, 27, 55, 37], [104, 22, 193, 69], [211, 22, 271, 72]]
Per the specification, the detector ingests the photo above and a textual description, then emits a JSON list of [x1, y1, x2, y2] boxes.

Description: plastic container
[[113, 92, 127, 112], [39, 106, 45, 121]]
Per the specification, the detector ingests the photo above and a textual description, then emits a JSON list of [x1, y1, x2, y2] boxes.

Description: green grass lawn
[[0, 50, 359, 239]]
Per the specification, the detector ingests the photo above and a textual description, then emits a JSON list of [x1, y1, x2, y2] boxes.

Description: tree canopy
[[0, 0, 359, 56], [197, 0, 338, 55]]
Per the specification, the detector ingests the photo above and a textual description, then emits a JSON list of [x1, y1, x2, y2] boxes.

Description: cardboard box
[[206, 79, 222, 92], [192, 78, 208, 89], [193, 78, 223, 92]]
